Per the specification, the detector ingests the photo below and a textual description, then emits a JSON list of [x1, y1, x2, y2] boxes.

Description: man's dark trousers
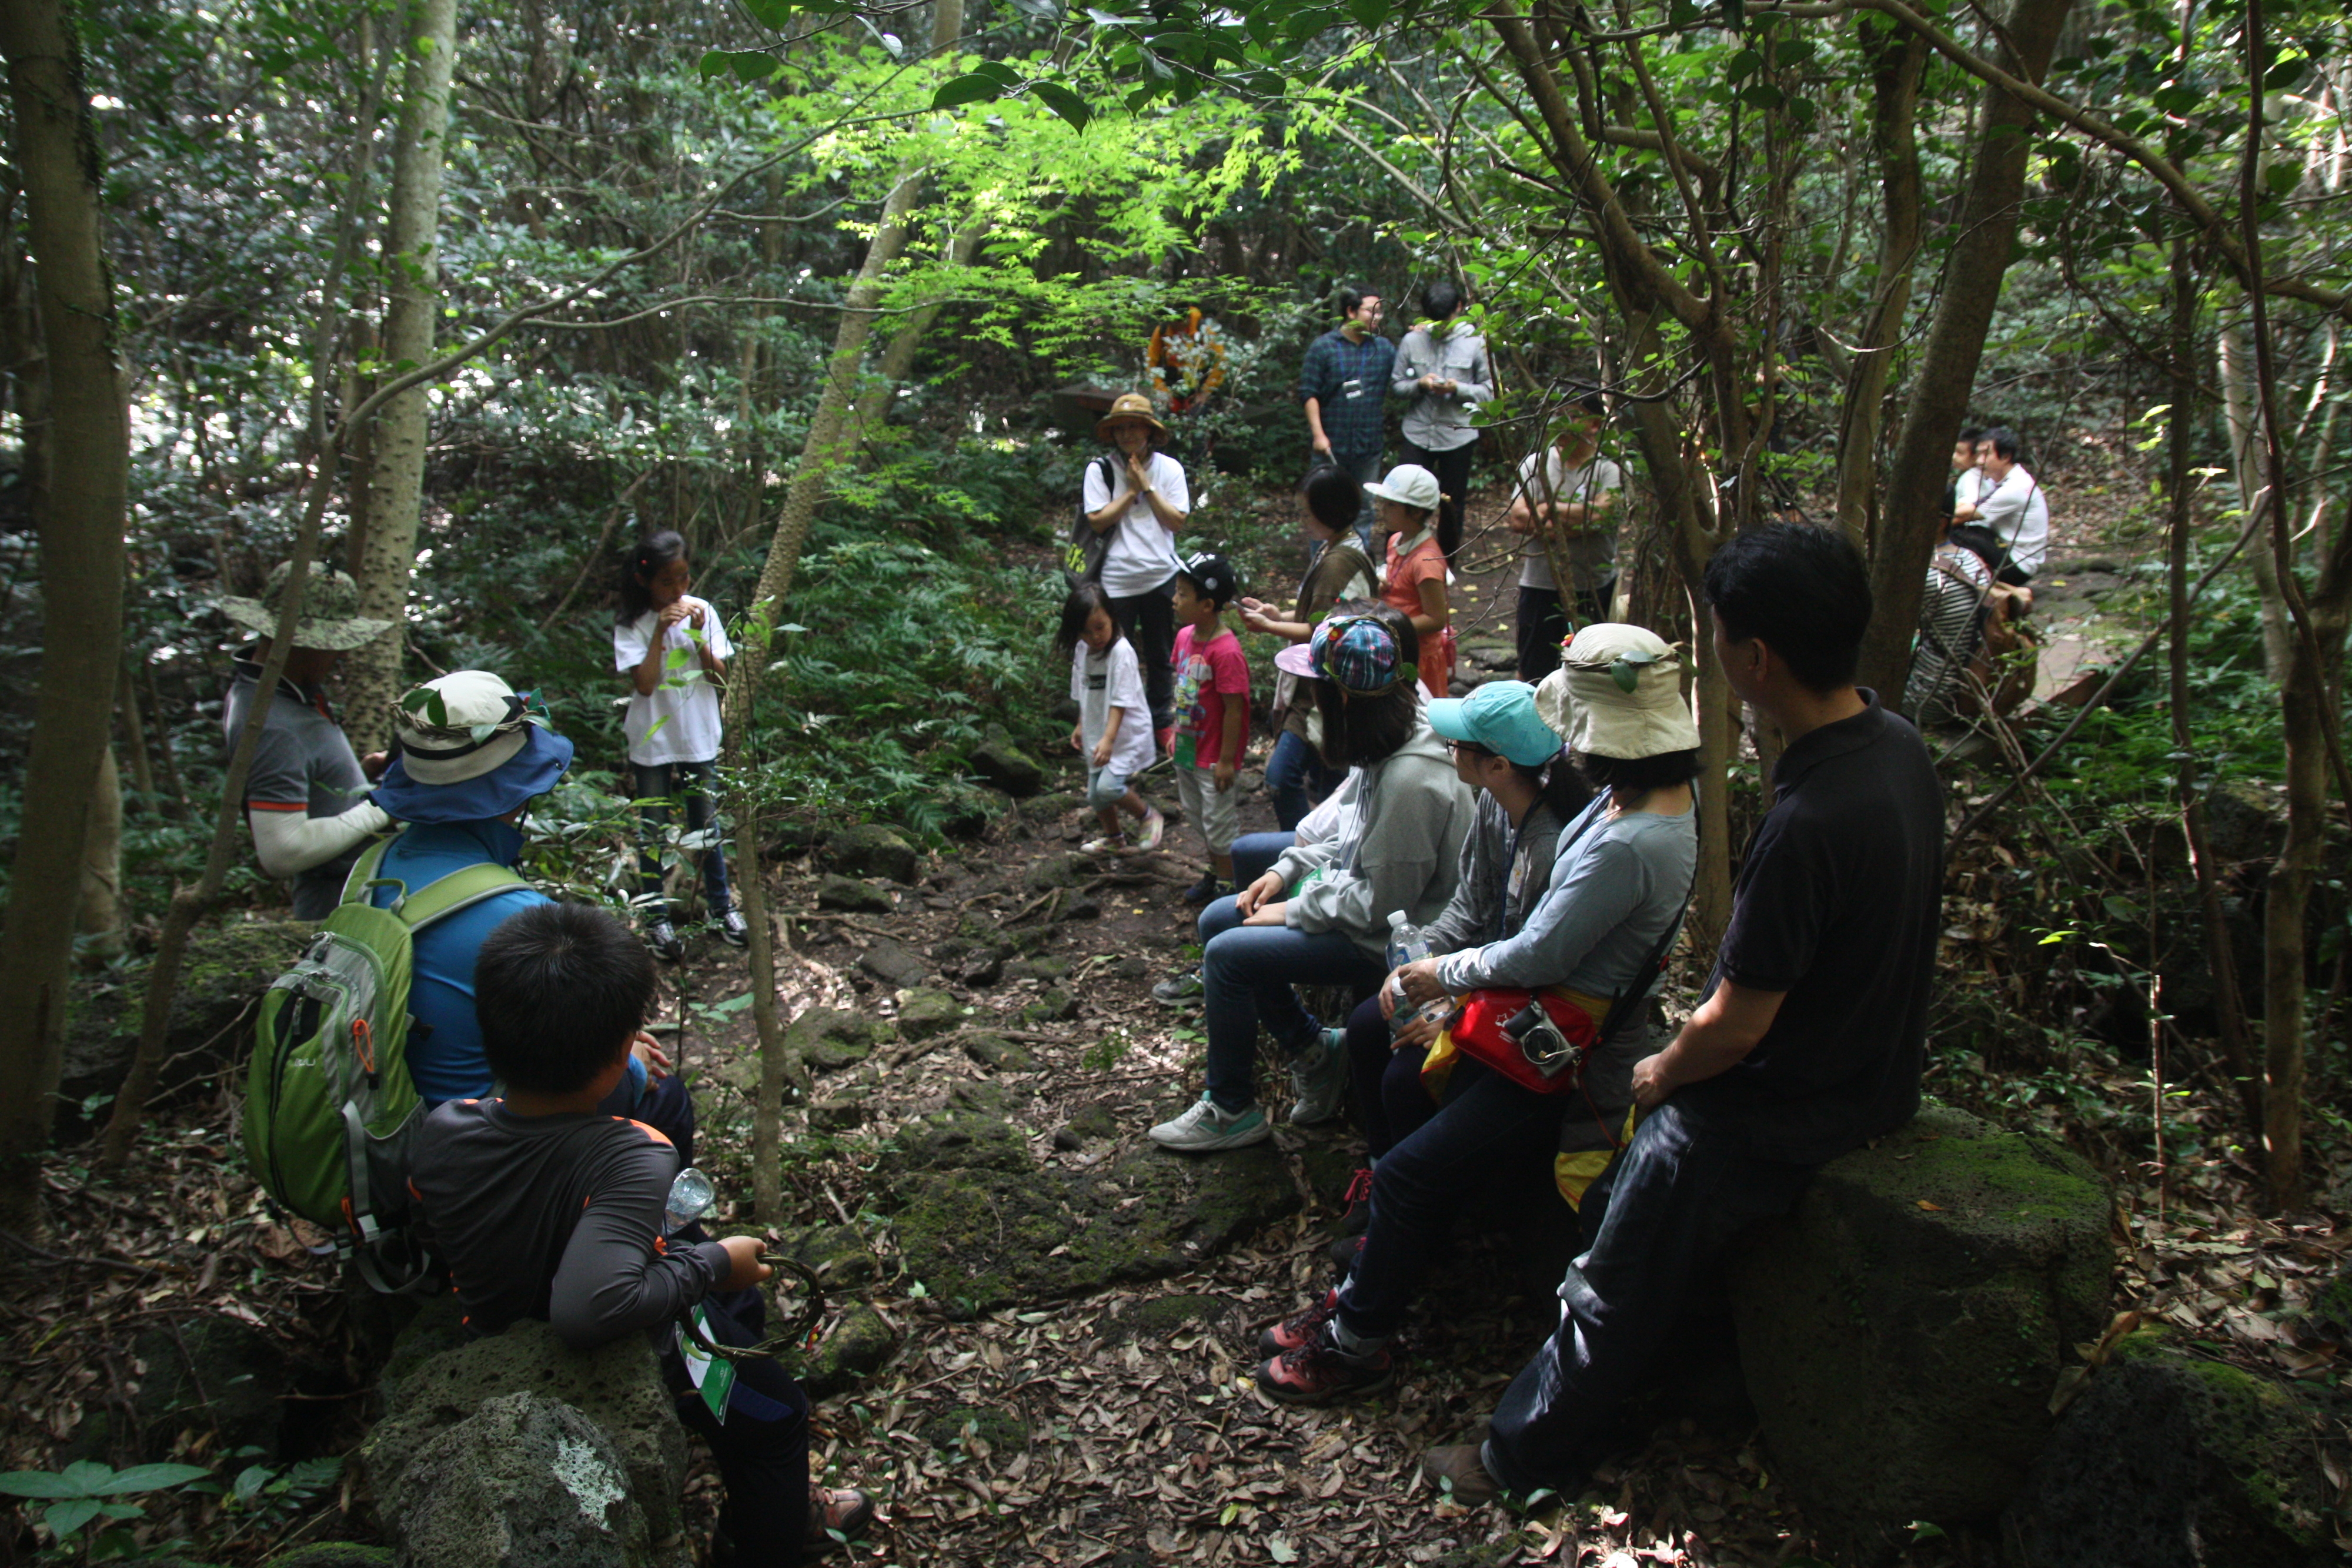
[[1480, 1099, 1812, 1491]]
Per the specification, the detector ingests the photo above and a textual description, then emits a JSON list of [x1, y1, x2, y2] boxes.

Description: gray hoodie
[[1271, 714, 1476, 960]]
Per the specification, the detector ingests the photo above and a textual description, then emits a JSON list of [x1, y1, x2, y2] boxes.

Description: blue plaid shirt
[[1297, 329, 1396, 458]]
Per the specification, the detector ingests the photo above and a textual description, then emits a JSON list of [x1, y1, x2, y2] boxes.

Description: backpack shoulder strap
[[393, 862, 533, 932], [339, 832, 401, 907]]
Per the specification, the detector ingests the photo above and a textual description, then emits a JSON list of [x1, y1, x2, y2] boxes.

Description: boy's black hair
[[1422, 279, 1463, 321], [1175, 556, 1238, 610], [1566, 383, 1606, 419], [1337, 285, 1376, 318], [1574, 747, 1703, 797], [475, 902, 657, 1095], [1054, 580, 1121, 659], [1301, 466, 1363, 534], [1956, 424, 1983, 447], [1979, 425, 2022, 462], [1311, 605, 1422, 768], [1703, 522, 1872, 694], [616, 530, 689, 624]]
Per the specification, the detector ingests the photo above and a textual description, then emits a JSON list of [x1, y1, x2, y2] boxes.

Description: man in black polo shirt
[[1422, 522, 1945, 1503]]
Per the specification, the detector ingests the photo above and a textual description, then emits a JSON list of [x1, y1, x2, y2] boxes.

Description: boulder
[[964, 1034, 1034, 1073], [60, 920, 313, 1133], [131, 1314, 302, 1462], [894, 988, 966, 1040], [890, 1132, 1298, 1313], [816, 874, 893, 914], [372, 1390, 681, 1568], [893, 1110, 1030, 1175], [1025, 853, 1082, 892], [968, 726, 1045, 797], [364, 1320, 687, 1559], [1729, 1104, 2112, 1554], [786, 1008, 893, 1072], [824, 824, 921, 884], [778, 1302, 898, 1401], [1003, 957, 1070, 984], [1020, 988, 1076, 1025], [2002, 1326, 2337, 1567], [1052, 1102, 1119, 1149], [857, 938, 930, 990], [809, 1092, 870, 1131]]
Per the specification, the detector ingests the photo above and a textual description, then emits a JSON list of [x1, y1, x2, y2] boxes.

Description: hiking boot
[[1332, 1165, 1375, 1238], [1181, 872, 1232, 907], [1151, 970, 1204, 1007], [807, 1483, 874, 1553], [1421, 1443, 1502, 1505], [1287, 1030, 1350, 1125], [1148, 1093, 1271, 1152], [1255, 1324, 1394, 1405], [1134, 805, 1167, 852], [717, 907, 749, 948], [1257, 1287, 1341, 1357], [645, 915, 685, 962]]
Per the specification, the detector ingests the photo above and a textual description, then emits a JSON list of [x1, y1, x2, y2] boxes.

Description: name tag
[[677, 1306, 737, 1423]]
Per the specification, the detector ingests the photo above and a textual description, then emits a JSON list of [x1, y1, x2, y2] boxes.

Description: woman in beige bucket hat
[[1082, 392, 1190, 742]]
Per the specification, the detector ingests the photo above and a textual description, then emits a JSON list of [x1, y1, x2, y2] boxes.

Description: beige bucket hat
[[216, 560, 392, 651], [1555, 624, 1700, 758]]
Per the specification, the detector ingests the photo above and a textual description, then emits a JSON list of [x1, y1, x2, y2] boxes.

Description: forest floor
[[7, 453, 2350, 1566]]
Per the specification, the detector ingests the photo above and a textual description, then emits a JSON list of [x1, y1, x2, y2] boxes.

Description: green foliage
[[0, 1459, 210, 1559]]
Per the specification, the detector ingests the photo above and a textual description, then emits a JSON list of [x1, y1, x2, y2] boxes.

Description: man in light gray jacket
[[1393, 279, 1492, 567]]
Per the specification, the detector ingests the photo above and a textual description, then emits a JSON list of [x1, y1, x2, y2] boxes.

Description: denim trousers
[[634, 760, 730, 905], [1342, 992, 1438, 1159], [1229, 831, 1294, 889], [1481, 1099, 1814, 1492], [1196, 895, 1384, 1112], [1264, 729, 1344, 833], [664, 1286, 811, 1566], [1335, 1057, 1566, 1342]]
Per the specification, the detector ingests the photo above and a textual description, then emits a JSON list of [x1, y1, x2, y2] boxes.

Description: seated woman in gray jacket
[[1148, 607, 1476, 1154], [1251, 624, 1700, 1405]]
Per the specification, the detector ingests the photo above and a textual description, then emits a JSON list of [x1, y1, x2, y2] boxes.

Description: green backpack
[[244, 835, 527, 1290]]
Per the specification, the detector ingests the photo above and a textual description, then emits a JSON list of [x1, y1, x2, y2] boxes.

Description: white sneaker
[[1134, 806, 1167, 852], [1149, 1093, 1272, 1152], [1288, 1032, 1351, 1125], [1081, 832, 1129, 853]]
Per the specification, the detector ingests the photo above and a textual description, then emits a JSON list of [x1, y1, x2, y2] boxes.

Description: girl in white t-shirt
[[613, 530, 741, 958], [1054, 581, 1165, 854]]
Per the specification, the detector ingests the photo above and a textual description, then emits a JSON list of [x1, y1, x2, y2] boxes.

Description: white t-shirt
[[1070, 638, 1157, 779], [613, 597, 734, 765], [1515, 448, 1623, 591], [1974, 466, 2050, 575], [1082, 452, 1188, 599]]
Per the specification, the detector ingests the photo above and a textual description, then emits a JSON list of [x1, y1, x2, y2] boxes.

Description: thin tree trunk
[[1860, 0, 2076, 704], [118, 661, 157, 805], [0, 0, 129, 1233], [1832, 21, 1926, 544], [728, 0, 964, 1227], [2165, 242, 2259, 1138], [847, 220, 987, 448], [343, 0, 459, 754], [76, 747, 125, 961]]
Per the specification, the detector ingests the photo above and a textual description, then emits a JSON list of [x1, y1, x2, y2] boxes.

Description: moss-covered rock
[[891, 1110, 1029, 1175], [963, 1034, 1034, 1072], [857, 938, 930, 990], [1003, 957, 1071, 984], [1025, 853, 1082, 891], [1729, 1104, 2112, 1554], [260, 1546, 396, 1567], [785, 1008, 894, 1072], [888, 1141, 1298, 1313], [774, 1302, 898, 1401], [894, 988, 967, 1041], [816, 874, 894, 914], [772, 1223, 881, 1288], [825, 824, 921, 885], [2002, 1326, 2337, 1566], [809, 1092, 870, 1131], [969, 727, 1045, 797], [1053, 1102, 1118, 1148], [918, 1405, 1031, 1454], [1020, 988, 1075, 1025], [59, 919, 314, 1132]]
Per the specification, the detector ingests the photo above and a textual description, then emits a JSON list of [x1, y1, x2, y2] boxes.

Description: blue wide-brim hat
[[373, 724, 574, 825]]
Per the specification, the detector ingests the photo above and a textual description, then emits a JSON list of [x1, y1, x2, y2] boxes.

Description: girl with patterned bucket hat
[[1082, 392, 1190, 750], [1151, 606, 1478, 1160], [1250, 623, 1699, 1407]]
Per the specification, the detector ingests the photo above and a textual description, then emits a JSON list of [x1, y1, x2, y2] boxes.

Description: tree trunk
[[76, 747, 125, 962], [343, 0, 458, 753], [1832, 19, 1926, 544], [1859, 0, 2076, 704], [0, 0, 129, 1234], [727, 0, 963, 1226], [847, 220, 987, 449]]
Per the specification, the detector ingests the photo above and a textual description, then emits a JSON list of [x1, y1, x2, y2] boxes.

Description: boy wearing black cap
[[1169, 553, 1250, 905]]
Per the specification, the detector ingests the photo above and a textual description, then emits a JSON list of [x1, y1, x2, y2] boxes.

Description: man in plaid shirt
[[1298, 286, 1396, 546]]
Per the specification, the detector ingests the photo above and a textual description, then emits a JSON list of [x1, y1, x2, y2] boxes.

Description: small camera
[[1501, 1001, 1576, 1076]]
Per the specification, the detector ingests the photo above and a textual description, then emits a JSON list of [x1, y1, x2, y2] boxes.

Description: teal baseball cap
[[1426, 680, 1564, 768]]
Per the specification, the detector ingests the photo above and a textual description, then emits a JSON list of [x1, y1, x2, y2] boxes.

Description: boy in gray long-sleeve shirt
[[412, 902, 867, 1564]]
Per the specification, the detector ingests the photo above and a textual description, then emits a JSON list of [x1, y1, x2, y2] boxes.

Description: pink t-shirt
[[1171, 625, 1251, 770], [1382, 530, 1454, 697]]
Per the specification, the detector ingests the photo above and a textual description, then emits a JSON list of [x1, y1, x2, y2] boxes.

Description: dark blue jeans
[[1197, 895, 1383, 1112], [1481, 1100, 1813, 1492], [1335, 1057, 1565, 1342], [634, 760, 731, 908], [1230, 830, 1294, 890], [1344, 992, 1438, 1159], [663, 1287, 811, 1566], [1264, 730, 1344, 833]]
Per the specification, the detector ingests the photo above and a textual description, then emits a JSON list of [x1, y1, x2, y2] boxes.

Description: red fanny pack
[[1445, 988, 1603, 1096]]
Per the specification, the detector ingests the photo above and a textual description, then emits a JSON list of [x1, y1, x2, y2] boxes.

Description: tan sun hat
[[1095, 392, 1168, 444], [1558, 624, 1700, 758], [216, 560, 392, 651]]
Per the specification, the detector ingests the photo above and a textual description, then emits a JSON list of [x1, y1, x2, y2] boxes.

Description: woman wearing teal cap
[[1251, 626, 1700, 1406]]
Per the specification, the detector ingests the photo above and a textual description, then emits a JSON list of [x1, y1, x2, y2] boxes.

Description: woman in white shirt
[[1081, 393, 1190, 738]]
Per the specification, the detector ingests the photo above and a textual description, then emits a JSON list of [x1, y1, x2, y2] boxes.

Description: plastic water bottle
[[1387, 910, 1433, 1036], [663, 1166, 715, 1236]]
